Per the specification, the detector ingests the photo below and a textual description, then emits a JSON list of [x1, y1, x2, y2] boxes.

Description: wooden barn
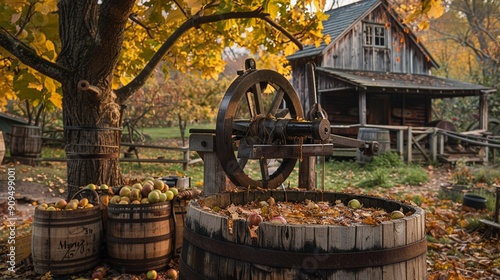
[[287, 0, 497, 163]]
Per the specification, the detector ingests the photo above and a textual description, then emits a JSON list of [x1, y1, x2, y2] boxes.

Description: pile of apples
[[37, 197, 95, 211], [108, 178, 178, 205]]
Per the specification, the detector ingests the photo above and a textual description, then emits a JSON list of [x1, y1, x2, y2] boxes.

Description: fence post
[[430, 127, 437, 162], [397, 129, 404, 161], [183, 147, 189, 171], [406, 126, 412, 163]]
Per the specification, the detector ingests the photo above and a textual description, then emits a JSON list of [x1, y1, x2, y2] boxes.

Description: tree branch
[[0, 28, 71, 82], [115, 8, 302, 103], [129, 13, 154, 39]]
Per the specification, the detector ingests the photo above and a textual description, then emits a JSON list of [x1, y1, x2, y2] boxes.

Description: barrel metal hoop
[[183, 226, 427, 269], [107, 215, 171, 223], [33, 253, 99, 268], [106, 232, 173, 244]]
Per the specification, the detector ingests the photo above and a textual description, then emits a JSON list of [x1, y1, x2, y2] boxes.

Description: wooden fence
[[332, 124, 500, 165], [31, 133, 202, 170]]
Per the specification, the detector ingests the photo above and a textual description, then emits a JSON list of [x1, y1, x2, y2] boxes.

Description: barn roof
[[287, 0, 379, 60], [287, 0, 438, 68], [317, 68, 496, 97]]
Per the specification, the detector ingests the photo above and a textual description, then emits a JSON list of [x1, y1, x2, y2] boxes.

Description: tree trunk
[[63, 79, 124, 198], [58, 0, 135, 197]]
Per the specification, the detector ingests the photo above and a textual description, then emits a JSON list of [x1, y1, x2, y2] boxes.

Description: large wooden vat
[[106, 202, 175, 273], [180, 190, 426, 280]]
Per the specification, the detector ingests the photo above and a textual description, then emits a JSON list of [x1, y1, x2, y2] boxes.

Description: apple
[[79, 198, 89, 207], [390, 210, 405, 219], [169, 187, 179, 196], [129, 189, 142, 201], [131, 183, 143, 191], [110, 195, 121, 204], [153, 179, 165, 191], [65, 201, 79, 210], [165, 190, 175, 201], [146, 269, 157, 280], [55, 199, 67, 209], [348, 199, 361, 209], [159, 192, 167, 202], [165, 268, 178, 279], [247, 213, 262, 226], [119, 186, 131, 197], [141, 183, 154, 197], [148, 191, 160, 203]]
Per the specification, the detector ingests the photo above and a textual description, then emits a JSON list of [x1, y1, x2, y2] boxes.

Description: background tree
[[419, 0, 500, 130], [0, 0, 330, 194], [0, 0, 444, 194]]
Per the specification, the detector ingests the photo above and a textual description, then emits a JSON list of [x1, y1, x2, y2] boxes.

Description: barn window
[[364, 24, 386, 47]]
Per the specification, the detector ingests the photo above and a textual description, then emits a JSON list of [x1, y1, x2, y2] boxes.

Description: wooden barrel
[[31, 205, 103, 275], [180, 191, 426, 280], [0, 131, 5, 164], [174, 199, 188, 250], [106, 202, 174, 273], [357, 127, 391, 164], [9, 125, 42, 157]]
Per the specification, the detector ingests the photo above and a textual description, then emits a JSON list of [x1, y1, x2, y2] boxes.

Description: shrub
[[366, 152, 404, 170], [357, 169, 392, 188], [399, 166, 429, 185]]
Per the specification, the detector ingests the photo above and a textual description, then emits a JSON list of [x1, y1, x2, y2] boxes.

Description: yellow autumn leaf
[[4, 0, 25, 11], [32, 30, 46, 45], [49, 92, 62, 108], [417, 20, 429, 30], [43, 77, 57, 94], [119, 75, 132, 86], [35, 0, 58, 15], [28, 82, 43, 91], [427, 0, 444, 19]]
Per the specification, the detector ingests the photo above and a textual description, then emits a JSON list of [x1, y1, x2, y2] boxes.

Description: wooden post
[[479, 92, 489, 130], [359, 91, 367, 126], [299, 157, 316, 189], [189, 133, 226, 195], [182, 147, 189, 171], [430, 127, 437, 161], [406, 126, 412, 163], [396, 129, 404, 161]]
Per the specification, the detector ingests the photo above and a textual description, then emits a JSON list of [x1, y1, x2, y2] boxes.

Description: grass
[[36, 145, 432, 193], [142, 123, 215, 140]]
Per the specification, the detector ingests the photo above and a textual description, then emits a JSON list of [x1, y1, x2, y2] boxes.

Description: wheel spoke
[[251, 82, 265, 116], [268, 88, 285, 116], [259, 159, 270, 181], [238, 158, 248, 169], [245, 92, 257, 118]]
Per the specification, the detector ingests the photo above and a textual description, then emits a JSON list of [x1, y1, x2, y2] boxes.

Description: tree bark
[[57, 0, 136, 197]]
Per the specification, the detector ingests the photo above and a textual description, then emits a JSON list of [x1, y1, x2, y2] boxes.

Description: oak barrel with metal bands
[[31, 205, 103, 276], [106, 202, 174, 273], [9, 125, 42, 157], [357, 127, 391, 164], [180, 191, 426, 280]]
